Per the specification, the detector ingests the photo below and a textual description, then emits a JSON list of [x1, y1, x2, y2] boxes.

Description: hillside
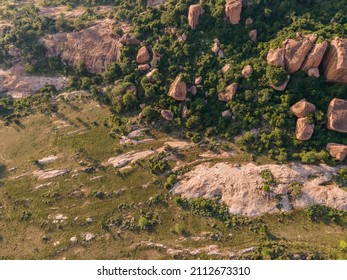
[[0, 0, 346, 260]]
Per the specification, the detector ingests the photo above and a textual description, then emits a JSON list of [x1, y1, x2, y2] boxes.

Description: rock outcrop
[[322, 37, 347, 84], [195, 76, 202, 85], [181, 105, 188, 118], [188, 4, 204, 30], [138, 64, 150, 71], [301, 41, 328, 73], [168, 76, 187, 101], [218, 83, 237, 102], [0, 63, 68, 97], [290, 99, 316, 118], [327, 143, 347, 161], [161, 110, 174, 121], [222, 110, 232, 118], [136, 46, 150, 64], [327, 98, 347, 133], [225, 0, 242, 25], [41, 20, 126, 74], [296, 117, 314, 141]]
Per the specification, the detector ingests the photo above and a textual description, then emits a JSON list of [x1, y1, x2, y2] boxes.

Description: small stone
[[70, 236, 78, 243]]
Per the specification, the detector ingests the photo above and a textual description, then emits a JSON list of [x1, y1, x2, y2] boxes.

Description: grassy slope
[[0, 97, 346, 259]]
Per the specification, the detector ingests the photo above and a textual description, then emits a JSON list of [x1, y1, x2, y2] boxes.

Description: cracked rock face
[[188, 4, 204, 30], [225, 0, 242, 25], [322, 37, 347, 84], [301, 41, 328, 72], [41, 20, 124, 74], [327, 98, 347, 133], [283, 35, 316, 74]]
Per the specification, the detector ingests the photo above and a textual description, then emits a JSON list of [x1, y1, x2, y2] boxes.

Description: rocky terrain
[[0, 0, 346, 260]]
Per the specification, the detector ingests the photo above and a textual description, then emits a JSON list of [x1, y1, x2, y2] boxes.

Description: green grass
[[0, 98, 346, 260]]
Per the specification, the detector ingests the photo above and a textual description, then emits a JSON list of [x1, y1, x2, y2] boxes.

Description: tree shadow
[[0, 164, 7, 179]]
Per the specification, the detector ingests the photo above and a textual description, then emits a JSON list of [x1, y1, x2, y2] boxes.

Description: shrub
[[333, 168, 347, 187], [174, 223, 185, 235]]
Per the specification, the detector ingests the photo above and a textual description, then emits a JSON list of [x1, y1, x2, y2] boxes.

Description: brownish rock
[[322, 37, 347, 84], [195, 76, 202, 85], [161, 110, 174, 121], [270, 75, 290, 91], [41, 20, 123, 74], [182, 105, 189, 118], [221, 64, 231, 73], [218, 83, 237, 102], [327, 98, 347, 133], [222, 110, 232, 118], [301, 41, 328, 72], [327, 143, 347, 161], [242, 65, 253, 78], [290, 99, 316, 118], [249, 29, 257, 43], [225, 0, 243, 25], [188, 86, 197, 95], [245, 17, 253, 27], [138, 64, 150, 71], [151, 50, 162, 67], [188, 4, 204, 30], [136, 46, 150, 64], [284, 35, 316, 74], [168, 76, 187, 101], [307, 67, 320, 77], [212, 42, 220, 53], [146, 68, 158, 83], [267, 48, 285, 68], [178, 34, 187, 42], [296, 117, 314, 141]]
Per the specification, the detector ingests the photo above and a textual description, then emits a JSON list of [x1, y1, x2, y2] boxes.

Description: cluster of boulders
[[290, 98, 347, 161], [290, 99, 316, 141], [267, 35, 347, 90], [211, 38, 225, 57], [40, 19, 135, 74]]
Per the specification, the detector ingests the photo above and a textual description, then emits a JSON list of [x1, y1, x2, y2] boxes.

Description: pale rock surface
[[218, 83, 237, 102], [171, 162, 346, 216]]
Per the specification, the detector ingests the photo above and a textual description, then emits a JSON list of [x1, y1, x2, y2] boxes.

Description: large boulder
[[327, 98, 347, 133], [188, 4, 204, 30], [326, 143, 347, 162], [322, 37, 347, 84], [136, 46, 150, 64], [301, 41, 328, 72], [284, 35, 316, 74], [225, 0, 242, 25], [168, 76, 187, 101], [218, 83, 237, 102], [296, 117, 314, 141], [41, 20, 124, 74], [290, 99, 316, 118]]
